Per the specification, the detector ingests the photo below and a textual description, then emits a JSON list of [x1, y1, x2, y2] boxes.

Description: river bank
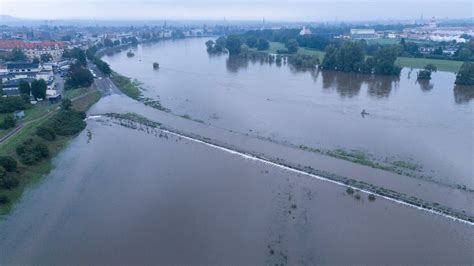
[[0, 89, 101, 215]]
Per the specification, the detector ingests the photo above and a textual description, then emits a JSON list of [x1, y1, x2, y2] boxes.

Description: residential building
[[350, 29, 377, 40]]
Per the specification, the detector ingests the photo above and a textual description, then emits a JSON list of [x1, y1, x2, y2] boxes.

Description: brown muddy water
[[0, 112, 472, 264], [102, 38, 473, 188]]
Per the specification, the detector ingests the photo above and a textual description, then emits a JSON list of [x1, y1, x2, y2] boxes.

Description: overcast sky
[[1, 0, 472, 21]]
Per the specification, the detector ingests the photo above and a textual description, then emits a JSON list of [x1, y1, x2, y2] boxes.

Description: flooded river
[[103, 38, 473, 187], [0, 38, 473, 264], [0, 103, 472, 264]]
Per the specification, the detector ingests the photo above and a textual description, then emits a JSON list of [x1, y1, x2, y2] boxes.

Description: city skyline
[[1, 0, 472, 22]]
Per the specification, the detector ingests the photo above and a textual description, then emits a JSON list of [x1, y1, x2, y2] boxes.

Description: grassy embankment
[[0, 89, 101, 215], [265, 42, 462, 72], [110, 72, 170, 112], [110, 72, 206, 124]]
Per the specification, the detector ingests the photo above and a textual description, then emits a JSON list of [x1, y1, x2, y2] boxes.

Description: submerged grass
[[297, 144, 472, 192], [111, 72, 170, 112], [105, 113, 161, 128]]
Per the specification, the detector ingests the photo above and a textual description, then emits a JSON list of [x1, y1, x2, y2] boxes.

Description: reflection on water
[[226, 55, 249, 73], [321, 70, 399, 99], [367, 76, 399, 98], [102, 38, 473, 186], [418, 80, 434, 92], [454, 85, 474, 104]]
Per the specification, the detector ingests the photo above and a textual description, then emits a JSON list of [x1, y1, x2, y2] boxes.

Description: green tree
[[11, 48, 26, 61], [36, 126, 56, 141], [62, 48, 86, 66], [424, 63, 437, 72], [417, 69, 432, 80], [246, 36, 258, 48], [321, 45, 338, 70], [1, 115, 16, 130], [93, 58, 111, 75], [216, 36, 227, 47], [31, 79, 47, 100], [0, 97, 28, 113], [0, 171, 19, 190], [18, 81, 31, 95], [205, 40, 215, 51], [65, 63, 94, 89], [40, 53, 53, 62], [104, 38, 114, 47], [16, 138, 49, 165], [257, 38, 270, 51], [0, 156, 17, 172], [129, 37, 138, 45], [60, 98, 72, 110], [335, 42, 365, 72], [455, 61, 474, 85], [286, 39, 299, 54], [457, 48, 472, 61], [225, 35, 242, 55], [373, 46, 401, 75]]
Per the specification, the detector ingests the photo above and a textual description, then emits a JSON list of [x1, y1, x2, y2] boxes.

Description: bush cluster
[[0, 156, 17, 172], [0, 166, 18, 190], [44, 110, 86, 136], [16, 138, 49, 165]]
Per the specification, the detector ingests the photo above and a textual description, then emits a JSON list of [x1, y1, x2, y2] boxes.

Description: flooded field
[[0, 38, 473, 264], [103, 38, 473, 188], [0, 107, 472, 264]]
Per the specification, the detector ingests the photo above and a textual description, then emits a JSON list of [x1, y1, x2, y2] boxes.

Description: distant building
[[13, 110, 25, 120], [428, 17, 437, 28], [0, 78, 35, 96], [6, 62, 40, 74], [299, 27, 312, 36], [387, 32, 398, 39], [0, 40, 66, 61], [350, 29, 377, 40]]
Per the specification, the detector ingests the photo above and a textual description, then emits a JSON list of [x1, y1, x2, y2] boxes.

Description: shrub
[[0, 194, 9, 204], [276, 49, 289, 54], [36, 126, 57, 141], [45, 110, 86, 136], [0, 96, 28, 113], [354, 194, 361, 200], [288, 54, 319, 68], [368, 194, 376, 201], [16, 138, 49, 165], [346, 187, 355, 194], [417, 69, 432, 80], [455, 61, 474, 85], [1, 115, 16, 129], [0, 175, 19, 190], [0, 156, 17, 172]]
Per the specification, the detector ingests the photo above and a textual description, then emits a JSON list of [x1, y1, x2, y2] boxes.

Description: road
[[87, 61, 121, 96]]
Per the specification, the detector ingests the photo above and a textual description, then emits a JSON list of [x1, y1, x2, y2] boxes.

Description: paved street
[[87, 61, 121, 96]]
